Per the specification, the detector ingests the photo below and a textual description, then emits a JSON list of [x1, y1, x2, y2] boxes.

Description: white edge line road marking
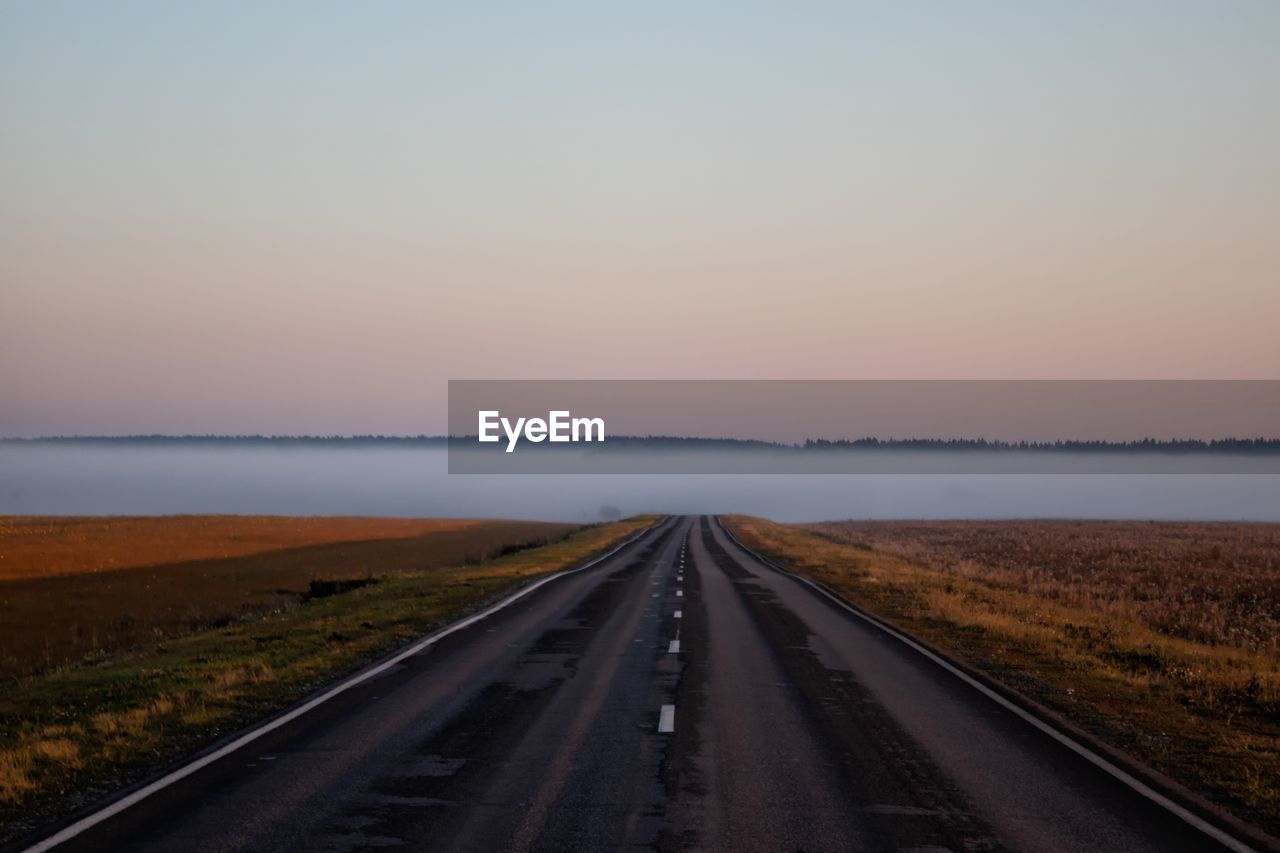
[[658, 704, 676, 733], [668, 640, 680, 654], [22, 522, 663, 853], [714, 518, 1259, 853]]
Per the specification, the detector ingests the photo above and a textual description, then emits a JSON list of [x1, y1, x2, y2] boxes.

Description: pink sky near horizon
[[2, 4, 1278, 437]]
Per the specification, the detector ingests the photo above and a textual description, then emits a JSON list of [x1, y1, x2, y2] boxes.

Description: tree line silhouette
[[5, 435, 1279, 453]]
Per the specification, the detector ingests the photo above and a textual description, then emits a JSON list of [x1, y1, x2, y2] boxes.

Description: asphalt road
[[24, 516, 1254, 852]]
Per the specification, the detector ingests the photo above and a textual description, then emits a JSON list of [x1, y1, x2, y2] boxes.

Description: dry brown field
[[0, 516, 575, 678], [803, 520, 1280, 653], [0, 516, 516, 581]]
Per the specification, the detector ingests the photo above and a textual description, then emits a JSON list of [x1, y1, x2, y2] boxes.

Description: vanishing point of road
[[21, 516, 1261, 852]]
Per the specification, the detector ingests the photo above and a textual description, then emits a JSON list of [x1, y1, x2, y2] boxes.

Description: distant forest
[[5, 435, 1280, 453]]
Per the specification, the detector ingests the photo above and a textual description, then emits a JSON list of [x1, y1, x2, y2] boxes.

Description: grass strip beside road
[[721, 515, 1280, 840], [0, 516, 657, 844]]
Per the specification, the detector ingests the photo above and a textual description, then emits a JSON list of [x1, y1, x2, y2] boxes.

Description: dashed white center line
[[674, 610, 682, 618], [676, 590, 683, 597], [668, 639, 681, 654], [658, 704, 676, 733]]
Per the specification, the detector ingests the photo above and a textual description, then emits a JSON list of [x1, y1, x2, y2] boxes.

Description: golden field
[[808, 520, 1280, 653]]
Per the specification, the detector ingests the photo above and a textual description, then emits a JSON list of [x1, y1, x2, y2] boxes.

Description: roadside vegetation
[[722, 515, 1280, 838], [0, 515, 654, 843]]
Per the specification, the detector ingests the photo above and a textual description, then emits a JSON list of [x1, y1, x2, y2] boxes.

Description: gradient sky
[[3, 2, 1278, 436]]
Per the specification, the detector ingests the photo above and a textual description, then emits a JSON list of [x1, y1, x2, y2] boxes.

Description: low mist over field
[[3, 442, 1278, 521]]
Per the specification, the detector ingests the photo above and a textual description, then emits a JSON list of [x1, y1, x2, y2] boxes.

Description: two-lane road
[[22, 516, 1255, 852]]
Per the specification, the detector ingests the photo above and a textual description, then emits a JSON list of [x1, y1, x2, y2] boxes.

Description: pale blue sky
[[3, 2, 1278, 434]]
